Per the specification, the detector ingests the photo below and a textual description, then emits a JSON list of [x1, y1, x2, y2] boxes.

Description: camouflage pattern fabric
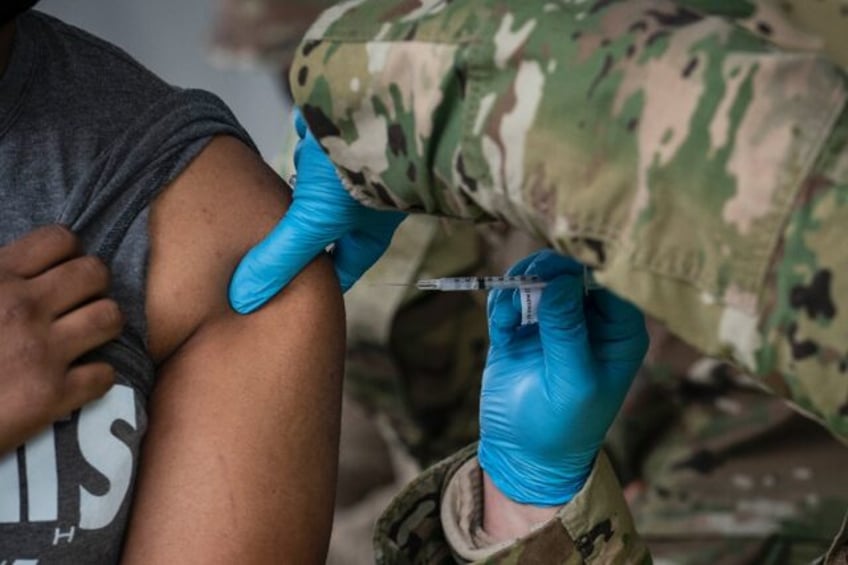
[[618, 333, 848, 564], [375, 447, 648, 564], [277, 0, 848, 562], [289, 0, 848, 439], [212, 0, 848, 561], [371, 327, 848, 564]]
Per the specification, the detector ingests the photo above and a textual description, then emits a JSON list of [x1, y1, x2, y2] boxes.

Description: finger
[[334, 210, 404, 291], [229, 205, 337, 313], [59, 362, 115, 415], [487, 287, 522, 346], [535, 274, 593, 376], [525, 249, 584, 281], [293, 107, 307, 139], [585, 288, 647, 336], [52, 298, 124, 363], [0, 225, 81, 278], [503, 253, 541, 277], [487, 250, 583, 336], [489, 253, 542, 320], [484, 251, 548, 341], [294, 128, 343, 188], [332, 228, 398, 293], [33, 255, 110, 317], [585, 289, 649, 364]]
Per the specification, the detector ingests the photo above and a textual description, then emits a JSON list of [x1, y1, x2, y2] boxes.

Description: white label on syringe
[[520, 286, 543, 326]]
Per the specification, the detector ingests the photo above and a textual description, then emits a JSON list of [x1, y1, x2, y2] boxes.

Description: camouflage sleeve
[[291, 0, 848, 442], [375, 446, 648, 564]]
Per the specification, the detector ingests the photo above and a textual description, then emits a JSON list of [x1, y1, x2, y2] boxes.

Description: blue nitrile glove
[[229, 110, 406, 313], [478, 250, 649, 506]]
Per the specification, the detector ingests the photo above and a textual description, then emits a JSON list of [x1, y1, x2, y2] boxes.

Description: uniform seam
[[756, 85, 848, 310]]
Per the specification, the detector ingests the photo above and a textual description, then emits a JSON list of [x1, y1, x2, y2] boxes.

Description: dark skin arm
[[122, 137, 345, 563]]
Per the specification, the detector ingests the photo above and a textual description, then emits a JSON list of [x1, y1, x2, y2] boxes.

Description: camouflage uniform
[[281, 0, 848, 562], [610, 328, 848, 564]]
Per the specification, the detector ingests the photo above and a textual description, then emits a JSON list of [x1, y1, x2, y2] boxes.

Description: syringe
[[415, 274, 602, 292], [416, 276, 547, 291]]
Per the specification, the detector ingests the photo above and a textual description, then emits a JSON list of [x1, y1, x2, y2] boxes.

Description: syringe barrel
[[439, 277, 482, 291], [480, 276, 545, 290]]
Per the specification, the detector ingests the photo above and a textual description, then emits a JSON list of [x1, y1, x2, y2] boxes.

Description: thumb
[[487, 287, 523, 347], [537, 274, 592, 378], [332, 232, 390, 293], [229, 204, 336, 313], [293, 107, 308, 139], [62, 362, 115, 414], [332, 210, 404, 292]]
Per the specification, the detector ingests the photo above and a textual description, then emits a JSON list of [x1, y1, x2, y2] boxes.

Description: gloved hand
[[478, 250, 649, 506], [229, 110, 406, 313]]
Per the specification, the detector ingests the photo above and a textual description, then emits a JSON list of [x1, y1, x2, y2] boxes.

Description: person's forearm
[[482, 471, 559, 542], [431, 451, 650, 562]]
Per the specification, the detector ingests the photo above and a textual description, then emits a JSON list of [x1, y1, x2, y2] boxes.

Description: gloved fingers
[[524, 251, 586, 331], [486, 249, 573, 318], [332, 220, 401, 292], [525, 249, 584, 281], [535, 273, 591, 369], [331, 237, 371, 292], [586, 287, 643, 325], [584, 289, 649, 385], [365, 208, 407, 238], [294, 135, 348, 193], [486, 250, 554, 341], [487, 287, 523, 346], [486, 254, 539, 320], [504, 251, 547, 276], [229, 205, 338, 313], [293, 107, 308, 139], [585, 289, 649, 343], [487, 250, 586, 342]]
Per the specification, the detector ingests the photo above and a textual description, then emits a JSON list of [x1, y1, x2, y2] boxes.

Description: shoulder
[[144, 135, 341, 363]]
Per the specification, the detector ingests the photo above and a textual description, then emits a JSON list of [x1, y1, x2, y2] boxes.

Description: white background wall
[[39, 0, 290, 161]]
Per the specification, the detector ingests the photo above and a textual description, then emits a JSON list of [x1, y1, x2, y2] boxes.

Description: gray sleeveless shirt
[[0, 11, 255, 563]]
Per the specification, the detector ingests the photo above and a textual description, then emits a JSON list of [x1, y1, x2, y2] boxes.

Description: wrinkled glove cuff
[[477, 441, 596, 507]]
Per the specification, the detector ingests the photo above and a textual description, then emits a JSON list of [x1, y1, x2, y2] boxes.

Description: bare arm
[[122, 137, 345, 563], [482, 472, 558, 542]]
